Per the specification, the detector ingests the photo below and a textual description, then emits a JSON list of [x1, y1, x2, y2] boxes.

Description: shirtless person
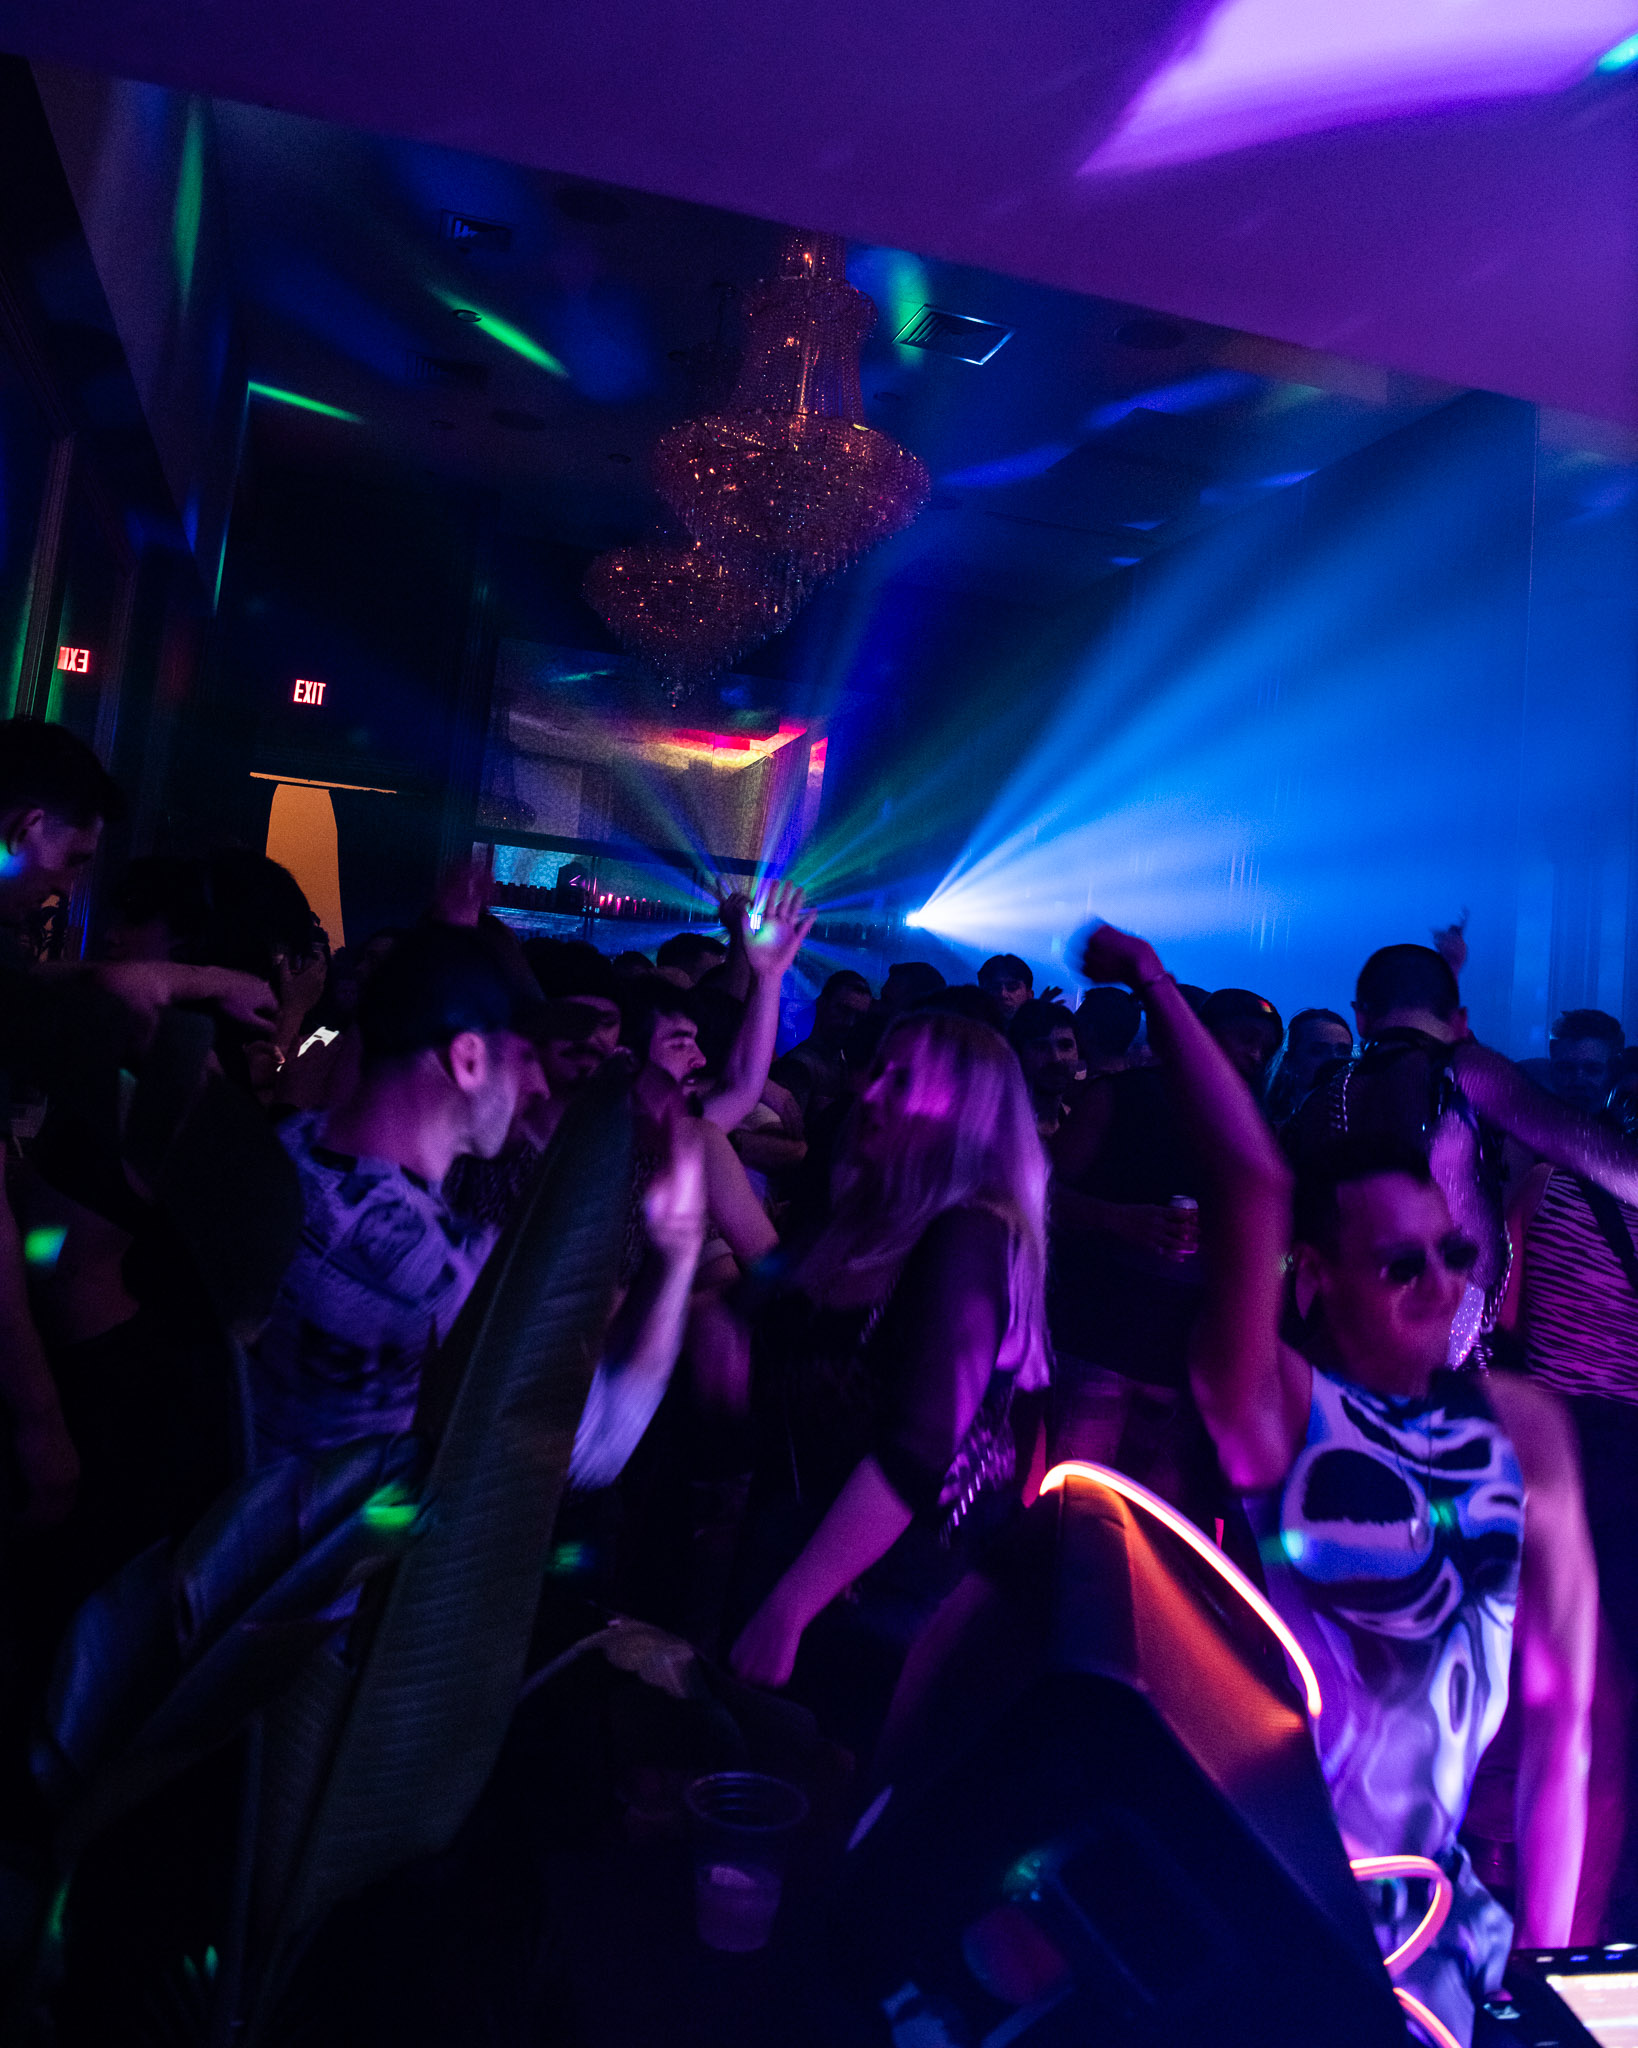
[[1082, 924, 1596, 2048]]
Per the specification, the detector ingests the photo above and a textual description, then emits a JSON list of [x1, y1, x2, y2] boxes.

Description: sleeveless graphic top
[[1247, 1366, 1523, 2047]]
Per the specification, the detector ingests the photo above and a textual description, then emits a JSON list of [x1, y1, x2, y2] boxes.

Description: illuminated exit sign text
[[293, 678, 328, 705], [56, 646, 91, 674]]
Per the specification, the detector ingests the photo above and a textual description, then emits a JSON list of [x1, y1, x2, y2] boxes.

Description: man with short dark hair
[[253, 927, 703, 1492], [1549, 1009, 1624, 1115], [620, 976, 707, 1096], [1199, 987, 1283, 1093], [1073, 985, 1142, 1077], [655, 930, 727, 989], [251, 924, 548, 1459], [1288, 944, 1638, 1362], [1009, 998, 1081, 1136], [977, 953, 1033, 1023], [1084, 924, 1595, 2043], [0, 718, 123, 937], [881, 960, 946, 1015], [772, 968, 872, 1121]]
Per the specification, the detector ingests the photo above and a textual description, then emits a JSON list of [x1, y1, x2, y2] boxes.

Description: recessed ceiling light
[[874, 390, 904, 401], [608, 452, 633, 463], [452, 308, 481, 322], [431, 419, 456, 430]]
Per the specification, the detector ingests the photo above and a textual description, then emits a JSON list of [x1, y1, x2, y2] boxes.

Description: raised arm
[[1079, 926, 1305, 1491], [568, 1114, 706, 1489], [714, 890, 754, 1002], [1455, 1040, 1638, 1205], [1483, 1371, 1595, 1945], [700, 881, 816, 1136]]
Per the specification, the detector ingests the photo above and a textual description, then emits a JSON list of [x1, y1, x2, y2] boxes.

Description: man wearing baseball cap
[[248, 922, 550, 1461]]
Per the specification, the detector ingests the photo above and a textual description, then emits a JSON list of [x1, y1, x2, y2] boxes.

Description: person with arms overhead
[[1083, 922, 1595, 2048]]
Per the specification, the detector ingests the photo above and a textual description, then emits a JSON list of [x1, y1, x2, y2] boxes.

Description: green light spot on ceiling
[[432, 290, 568, 377], [1596, 31, 1638, 70], [246, 382, 362, 423], [23, 1226, 67, 1268], [173, 102, 205, 317]]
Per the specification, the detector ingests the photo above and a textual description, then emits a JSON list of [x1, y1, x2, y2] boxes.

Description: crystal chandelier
[[584, 229, 929, 699], [582, 540, 797, 704], [653, 232, 930, 577]]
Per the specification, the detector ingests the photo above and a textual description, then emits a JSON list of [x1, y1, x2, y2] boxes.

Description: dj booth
[[824, 1464, 1628, 2048]]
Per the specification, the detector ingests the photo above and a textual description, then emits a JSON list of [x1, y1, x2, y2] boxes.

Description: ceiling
[[1, 0, 1634, 429], [41, 79, 1470, 614]]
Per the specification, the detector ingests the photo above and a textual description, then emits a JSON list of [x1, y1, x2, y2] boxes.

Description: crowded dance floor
[[0, 7, 1634, 2044]]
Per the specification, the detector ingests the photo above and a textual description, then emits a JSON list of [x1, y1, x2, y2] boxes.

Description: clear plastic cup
[[683, 1771, 809, 1952]]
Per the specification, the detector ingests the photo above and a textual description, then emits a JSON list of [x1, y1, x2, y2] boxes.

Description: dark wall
[[169, 447, 486, 938], [0, 58, 211, 944]]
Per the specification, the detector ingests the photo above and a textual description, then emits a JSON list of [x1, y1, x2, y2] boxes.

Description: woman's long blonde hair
[[801, 1008, 1051, 1389]]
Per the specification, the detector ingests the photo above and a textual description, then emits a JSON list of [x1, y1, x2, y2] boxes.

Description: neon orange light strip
[[1393, 1986, 1463, 2048], [1348, 1855, 1453, 1974], [249, 771, 398, 795], [1038, 1461, 1323, 1719]]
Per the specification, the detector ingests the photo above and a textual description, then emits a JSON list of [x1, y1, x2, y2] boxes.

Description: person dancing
[[1083, 923, 1595, 2048], [727, 1009, 1049, 1757]]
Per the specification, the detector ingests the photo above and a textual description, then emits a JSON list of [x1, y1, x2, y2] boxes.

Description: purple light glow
[[1085, 0, 1638, 175]]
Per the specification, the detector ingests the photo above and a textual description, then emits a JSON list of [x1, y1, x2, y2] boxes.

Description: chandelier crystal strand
[[585, 228, 928, 701], [653, 230, 931, 577], [582, 540, 799, 705]]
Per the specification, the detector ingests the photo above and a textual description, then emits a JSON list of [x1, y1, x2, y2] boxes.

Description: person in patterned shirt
[[1082, 922, 1596, 2048], [251, 923, 703, 1487]]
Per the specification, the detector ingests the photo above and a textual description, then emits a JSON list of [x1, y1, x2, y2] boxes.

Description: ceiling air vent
[[440, 211, 513, 251], [894, 306, 1012, 365], [408, 354, 490, 391]]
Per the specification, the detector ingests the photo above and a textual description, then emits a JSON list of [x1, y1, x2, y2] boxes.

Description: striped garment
[[1523, 1170, 1638, 1406]]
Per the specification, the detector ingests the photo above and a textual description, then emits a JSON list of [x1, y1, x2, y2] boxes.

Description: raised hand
[[1077, 923, 1162, 993], [95, 962, 279, 1040], [717, 889, 752, 941], [202, 968, 283, 1037], [1432, 911, 1470, 980], [745, 879, 816, 981]]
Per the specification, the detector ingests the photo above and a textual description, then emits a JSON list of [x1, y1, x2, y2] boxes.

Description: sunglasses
[[1380, 1235, 1480, 1287]]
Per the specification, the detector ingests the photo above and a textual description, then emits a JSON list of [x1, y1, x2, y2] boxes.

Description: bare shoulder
[[1483, 1371, 1581, 1495]]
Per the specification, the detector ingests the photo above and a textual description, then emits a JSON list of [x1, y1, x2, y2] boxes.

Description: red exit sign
[[56, 646, 91, 674], [292, 678, 328, 705]]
